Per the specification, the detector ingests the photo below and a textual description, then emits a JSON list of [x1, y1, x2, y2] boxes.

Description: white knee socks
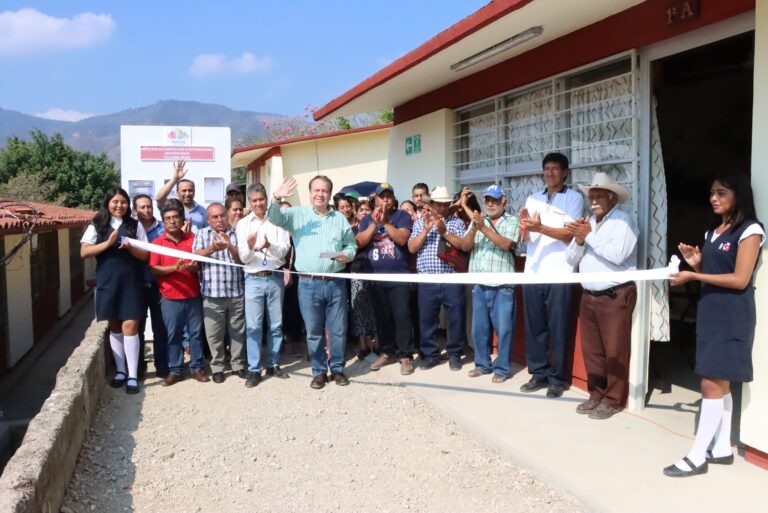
[[676, 398, 724, 469], [109, 332, 127, 376], [711, 393, 733, 458], [123, 334, 141, 380]]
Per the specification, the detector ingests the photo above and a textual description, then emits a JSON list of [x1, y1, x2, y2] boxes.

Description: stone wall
[[0, 320, 107, 513]]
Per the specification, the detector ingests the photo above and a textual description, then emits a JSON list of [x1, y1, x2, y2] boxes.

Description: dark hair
[[225, 195, 243, 210], [400, 200, 416, 211], [412, 182, 429, 194], [309, 175, 333, 192], [542, 152, 569, 171], [708, 174, 760, 233], [246, 182, 267, 199], [176, 179, 195, 191], [450, 190, 481, 223], [93, 187, 137, 239], [333, 194, 358, 211], [132, 193, 153, 209], [160, 199, 185, 222]]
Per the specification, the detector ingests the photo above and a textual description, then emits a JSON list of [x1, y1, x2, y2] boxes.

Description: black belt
[[298, 274, 336, 281], [583, 281, 635, 299]]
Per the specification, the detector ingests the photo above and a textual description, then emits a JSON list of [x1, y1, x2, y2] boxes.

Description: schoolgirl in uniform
[[665, 174, 764, 477], [81, 188, 148, 394]]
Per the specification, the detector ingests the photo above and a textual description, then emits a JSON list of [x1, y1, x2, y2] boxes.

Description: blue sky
[[0, 1, 489, 121]]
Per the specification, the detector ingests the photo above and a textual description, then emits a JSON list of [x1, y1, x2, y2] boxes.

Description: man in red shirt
[[149, 199, 209, 385]]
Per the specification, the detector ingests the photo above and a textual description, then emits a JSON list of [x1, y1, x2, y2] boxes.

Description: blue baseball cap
[[375, 182, 394, 195], [483, 184, 505, 199]]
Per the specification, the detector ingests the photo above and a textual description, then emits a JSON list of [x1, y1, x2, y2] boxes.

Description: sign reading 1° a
[[405, 134, 422, 156]]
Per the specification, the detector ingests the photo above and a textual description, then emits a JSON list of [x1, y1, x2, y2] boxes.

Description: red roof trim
[[232, 123, 393, 155], [312, 0, 533, 121], [0, 199, 94, 236]]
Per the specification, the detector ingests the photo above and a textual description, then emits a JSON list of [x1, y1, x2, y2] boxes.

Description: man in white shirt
[[565, 172, 638, 419], [236, 182, 291, 388], [519, 153, 584, 398]]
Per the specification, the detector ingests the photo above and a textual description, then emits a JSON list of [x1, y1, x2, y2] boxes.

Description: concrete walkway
[[374, 356, 767, 513]]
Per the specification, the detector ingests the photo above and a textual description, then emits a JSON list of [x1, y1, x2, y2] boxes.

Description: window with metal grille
[[454, 56, 637, 216]]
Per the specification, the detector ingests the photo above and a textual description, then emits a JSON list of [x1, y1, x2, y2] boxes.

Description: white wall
[[281, 130, 389, 205], [742, 3, 768, 456], [120, 125, 232, 207], [57, 230, 71, 316], [386, 109, 454, 202], [5, 235, 33, 366]]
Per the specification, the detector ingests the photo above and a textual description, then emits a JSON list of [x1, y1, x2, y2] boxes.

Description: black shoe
[[245, 372, 262, 388], [311, 373, 328, 390], [266, 366, 289, 379], [125, 377, 140, 395], [212, 372, 225, 384], [706, 450, 734, 465], [448, 357, 462, 371], [419, 357, 440, 370], [546, 385, 565, 398], [663, 457, 708, 477], [519, 378, 548, 393], [110, 372, 127, 388], [332, 372, 350, 386], [235, 369, 249, 379], [357, 348, 371, 360]]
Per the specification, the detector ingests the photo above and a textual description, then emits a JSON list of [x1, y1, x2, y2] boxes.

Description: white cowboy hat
[[579, 172, 630, 203], [429, 186, 453, 203]]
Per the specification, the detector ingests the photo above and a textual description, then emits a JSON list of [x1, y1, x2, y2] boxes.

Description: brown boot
[[370, 354, 397, 371]]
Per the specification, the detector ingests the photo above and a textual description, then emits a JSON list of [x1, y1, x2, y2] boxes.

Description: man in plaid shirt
[[457, 185, 521, 383], [407, 186, 467, 371], [193, 203, 246, 384]]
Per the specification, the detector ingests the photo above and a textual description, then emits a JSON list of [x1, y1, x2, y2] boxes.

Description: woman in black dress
[[81, 188, 149, 394], [665, 174, 764, 477]]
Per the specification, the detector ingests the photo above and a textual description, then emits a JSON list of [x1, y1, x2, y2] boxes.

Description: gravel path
[[63, 354, 583, 513]]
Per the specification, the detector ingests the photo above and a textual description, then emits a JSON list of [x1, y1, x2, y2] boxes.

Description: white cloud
[[189, 52, 273, 77], [35, 108, 95, 122], [0, 8, 115, 57]]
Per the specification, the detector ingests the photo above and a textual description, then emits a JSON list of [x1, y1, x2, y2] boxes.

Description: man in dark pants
[[519, 153, 584, 398], [408, 186, 467, 371], [133, 194, 169, 378], [357, 183, 415, 374]]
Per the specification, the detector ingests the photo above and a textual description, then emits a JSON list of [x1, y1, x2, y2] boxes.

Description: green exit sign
[[405, 134, 422, 155]]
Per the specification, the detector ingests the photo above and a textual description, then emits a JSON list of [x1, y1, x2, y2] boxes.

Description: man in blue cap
[[458, 185, 521, 382], [357, 183, 416, 374]]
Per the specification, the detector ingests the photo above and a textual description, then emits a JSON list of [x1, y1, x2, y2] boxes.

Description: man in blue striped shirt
[[193, 203, 246, 384], [268, 175, 357, 390]]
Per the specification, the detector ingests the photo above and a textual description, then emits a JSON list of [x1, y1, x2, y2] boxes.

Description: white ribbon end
[[667, 255, 681, 275]]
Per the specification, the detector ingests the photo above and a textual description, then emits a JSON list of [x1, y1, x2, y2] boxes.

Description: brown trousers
[[579, 283, 637, 408]]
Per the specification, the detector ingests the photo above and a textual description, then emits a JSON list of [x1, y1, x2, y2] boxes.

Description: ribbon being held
[[125, 237, 679, 286]]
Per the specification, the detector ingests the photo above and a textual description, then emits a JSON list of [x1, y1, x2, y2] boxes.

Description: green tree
[[0, 130, 119, 209]]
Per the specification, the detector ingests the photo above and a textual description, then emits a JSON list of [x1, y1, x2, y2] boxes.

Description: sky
[[0, 1, 490, 121]]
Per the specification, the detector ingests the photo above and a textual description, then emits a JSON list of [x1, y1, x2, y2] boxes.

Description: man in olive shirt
[[267, 175, 357, 389]]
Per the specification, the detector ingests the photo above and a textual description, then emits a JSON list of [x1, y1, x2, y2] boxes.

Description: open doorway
[[647, 32, 754, 416]]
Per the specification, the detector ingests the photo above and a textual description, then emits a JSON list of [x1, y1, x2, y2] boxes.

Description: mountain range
[[0, 100, 292, 164]]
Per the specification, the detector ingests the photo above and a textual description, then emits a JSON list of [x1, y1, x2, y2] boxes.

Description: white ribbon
[[126, 237, 679, 286]]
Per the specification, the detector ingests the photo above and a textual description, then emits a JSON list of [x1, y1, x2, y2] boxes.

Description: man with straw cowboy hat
[[565, 171, 639, 420]]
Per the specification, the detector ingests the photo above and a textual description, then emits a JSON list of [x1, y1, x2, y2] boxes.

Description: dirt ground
[[62, 353, 583, 513]]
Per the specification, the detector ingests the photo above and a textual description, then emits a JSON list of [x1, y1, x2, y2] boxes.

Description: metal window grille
[[454, 56, 638, 216]]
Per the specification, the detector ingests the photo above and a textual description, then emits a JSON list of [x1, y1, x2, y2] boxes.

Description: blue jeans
[[472, 285, 516, 378], [298, 277, 348, 377], [244, 274, 285, 372], [161, 296, 205, 375], [418, 283, 466, 360]]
